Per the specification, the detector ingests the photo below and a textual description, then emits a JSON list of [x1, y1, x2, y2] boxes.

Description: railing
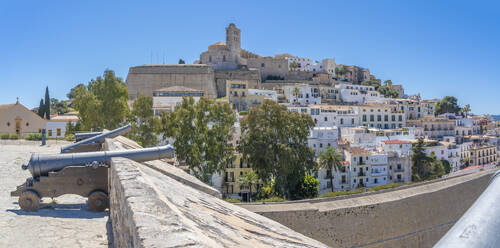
[[394, 168, 404, 172], [358, 172, 365, 177], [435, 170, 500, 247]]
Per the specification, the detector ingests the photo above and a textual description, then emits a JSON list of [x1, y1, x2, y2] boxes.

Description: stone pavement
[[0, 140, 111, 248]]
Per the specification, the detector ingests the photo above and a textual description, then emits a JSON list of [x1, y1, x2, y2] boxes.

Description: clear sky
[[1, 0, 499, 114]]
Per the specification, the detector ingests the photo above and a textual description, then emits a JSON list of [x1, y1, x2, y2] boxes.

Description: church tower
[[226, 23, 241, 52]]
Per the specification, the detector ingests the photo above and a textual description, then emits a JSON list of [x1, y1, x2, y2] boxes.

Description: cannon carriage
[[11, 125, 174, 212]]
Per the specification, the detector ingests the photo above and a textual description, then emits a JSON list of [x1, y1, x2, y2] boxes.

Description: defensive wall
[[104, 136, 328, 247], [240, 168, 497, 248]]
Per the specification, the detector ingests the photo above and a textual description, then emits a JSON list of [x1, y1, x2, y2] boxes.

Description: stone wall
[[247, 57, 288, 80], [126, 64, 217, 99], [107, 137, 328, 247], [214, 69, 261, 97], [240, 169, 497, 248]]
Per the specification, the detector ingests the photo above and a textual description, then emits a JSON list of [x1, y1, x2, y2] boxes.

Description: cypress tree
[[38, 98, 45, 118], [44, 86, 50, 120]]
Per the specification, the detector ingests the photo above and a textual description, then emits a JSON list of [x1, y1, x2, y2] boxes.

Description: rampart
[[240, 169, 496, 247], [105, 136, 328, 247]]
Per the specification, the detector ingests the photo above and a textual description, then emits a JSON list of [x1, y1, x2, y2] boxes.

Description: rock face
[[107, 137, 328, 248]]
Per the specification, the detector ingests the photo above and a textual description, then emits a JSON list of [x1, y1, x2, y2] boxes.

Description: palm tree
[[318, 146, 344, 192], [462, 104, 471, 118], [293, 87, 300, 104], [238, 170, 259, 202]]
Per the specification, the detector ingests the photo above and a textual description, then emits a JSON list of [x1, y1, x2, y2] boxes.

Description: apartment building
[[337, 84, 385, 104], [220, 154, 259, 201], [407, 116, 455, 140], [288, 105, 359, 128], [393, 99, 434, 120], [283, 85, 321, 106], [469, 145, 497, 166], [308, 126, 339, 156], [358, 104, 406, 129], [344, 147, 389, 189]]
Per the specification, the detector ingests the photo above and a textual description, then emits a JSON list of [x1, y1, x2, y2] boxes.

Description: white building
[[308, 126, 339, 156], [46, 115, 79, 138], [248, 89, 278, 102], [337, 84, 385, 105], [283, 85, 321, 106], [152, 86, 204, 115]]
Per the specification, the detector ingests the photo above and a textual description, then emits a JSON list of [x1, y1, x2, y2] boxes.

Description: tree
[[361, 80, 381, 90], [238, 100, 316, 200], [44, 86, 50, 120], [441, 159, 452, 174], [436, 96, 461, 115], [128, 94, 161, 147], [178, 59, 185, 64], [462, 104, 471, 118], [161, 97, 236, 184], [238, 170, 260, 202], [50, 98, 70, 115], [383, 80, 393, 86], [67, 83, 85, 99], [289, 61, 298, 70], [296, 174, 319, 199], [411, 138, 431, 182], [38, 98, 45, 118], [335, 66, 348, 80], [318, 146, 344, 192], [73, 70, 130, 130], [378, 85, 399, 98]]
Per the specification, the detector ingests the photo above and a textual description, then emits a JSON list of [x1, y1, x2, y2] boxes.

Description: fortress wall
[[126, 65, 217, 99], [214, 69, 261, 97], [240, 169, 496, 248], [106, 137, 329, 248], [247, 58, 288, 80]]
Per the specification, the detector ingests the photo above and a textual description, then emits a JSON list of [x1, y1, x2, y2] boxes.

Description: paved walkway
[[0, 141, 111, 248]]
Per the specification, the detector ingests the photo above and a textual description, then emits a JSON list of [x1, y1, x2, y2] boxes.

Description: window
[[48, 129, 53, 137], [384, 115, 388, 122], [398, 115, 403, 121], [261, 63, 265, 67], [351, 118, 355, 124], [324, 117, 327, 121], [377, 115, 381, 122], [6, 122, 10, 127], [57, 128, 61, 137], [340, 118, 344, 125], [209, 56, 212, 62], [370, 115, 374, 121], [363, 115, 367, 122], [26, 122, 29, 127]]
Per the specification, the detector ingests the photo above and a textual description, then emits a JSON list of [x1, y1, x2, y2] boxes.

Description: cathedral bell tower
[[226, 23, 241, 52]]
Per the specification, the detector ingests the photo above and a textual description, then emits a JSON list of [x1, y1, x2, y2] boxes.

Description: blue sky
[[1, 0, 499, 114]]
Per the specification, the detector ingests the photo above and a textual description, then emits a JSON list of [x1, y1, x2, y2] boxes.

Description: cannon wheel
[[19, 190, 40, 212], [88, 191, 109, 212]]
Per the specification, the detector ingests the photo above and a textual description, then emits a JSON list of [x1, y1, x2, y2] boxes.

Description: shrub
[[0, 133, 9, 140], [239, 111, 248, 116], [65, 134, 75, 141], [224, 198, 241, 203], [9, 134, 19, 140], [367, 183, 400, 192], [256, 196, 286, 203], [25, 133, 42, 141]]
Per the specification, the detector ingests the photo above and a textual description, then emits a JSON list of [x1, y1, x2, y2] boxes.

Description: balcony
[[358, 171, 366, 177], [394, 168, 404, 172]]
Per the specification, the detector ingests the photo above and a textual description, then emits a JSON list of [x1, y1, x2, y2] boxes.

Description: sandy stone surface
[[0, 140, 111, 248]]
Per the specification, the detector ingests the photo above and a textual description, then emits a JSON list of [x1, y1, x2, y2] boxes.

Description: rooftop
[[383, 140, 412, 145], [153, 86, 204, 93]]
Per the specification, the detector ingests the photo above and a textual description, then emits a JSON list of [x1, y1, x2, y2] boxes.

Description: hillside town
[[1, 23, 499, 202]]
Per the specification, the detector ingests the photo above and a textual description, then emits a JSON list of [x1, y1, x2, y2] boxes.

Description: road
[[0, 140, 111, 248]]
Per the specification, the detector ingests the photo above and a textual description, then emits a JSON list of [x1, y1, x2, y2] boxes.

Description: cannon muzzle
[[74, 132, 103, 142], [25, 145, 174, 178], [61, 124, 132, 153]]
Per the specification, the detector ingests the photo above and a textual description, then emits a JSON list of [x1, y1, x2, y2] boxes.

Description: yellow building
[[226, 80, 264, 112], [469, 145, 497, 166], [221, 154, 259, 201], [0, 101, 46, 137]]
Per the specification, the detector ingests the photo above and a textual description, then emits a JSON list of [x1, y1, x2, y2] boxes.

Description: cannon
[[11, 145, 174, 212], [74, 131, 102, 142], [61, 124, 132, 153]]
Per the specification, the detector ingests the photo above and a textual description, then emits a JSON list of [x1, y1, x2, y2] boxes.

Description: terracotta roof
[[347, 146, 371, 155], [383, 140, 412, 145], [49, 115, 79, 122]]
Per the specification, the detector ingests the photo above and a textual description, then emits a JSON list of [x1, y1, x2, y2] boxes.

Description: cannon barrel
[[74, 132, 103, 142], [434, 170, 500, 248], [61, 124, 132, 153], [22, 145, 174, 178]]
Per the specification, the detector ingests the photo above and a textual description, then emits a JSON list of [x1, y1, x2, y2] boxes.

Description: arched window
[[6, 122, 10, 127], [26, 122, 29, 127], [209, 56, 212, 62], [223, 55, 226, 62]]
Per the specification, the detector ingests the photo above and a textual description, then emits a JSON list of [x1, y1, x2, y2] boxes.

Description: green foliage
[[318, 146, 344, 192], [224, 198, 241, 203], [265, 75, 284, 80], [441, 159, 452, 174], [436, 96, 461, 115], [361, 80, 381, 89], [238, 170, 260, 202], [462, 104, 471, 117], [65, 122, 82, 136], [50, 98, 70, 115], [238, 100, 316, 200], [320, 189, 364, 198], [38, 99, 45, 118], [377, 85, 399, 98], [178, 59, 185, 64], [44, 86, 50, 120], [335, 66, 348, 77], [67, 83, 85, 99], [25, 133, 42, 141], [239, 111, 248, 116], [73, 70, 130, 130], [289, 61, 298, 69], [128, 94, 161, 147], [383, 80, 393, 86], [161, 97, 236, 184], [9, 134, 19, 140], [1, 133, 10, 139], [411, 139, 447, 181], [295, 174, 319, 199], [65, 134, 75, 141], [367, 183, 400, 192]]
